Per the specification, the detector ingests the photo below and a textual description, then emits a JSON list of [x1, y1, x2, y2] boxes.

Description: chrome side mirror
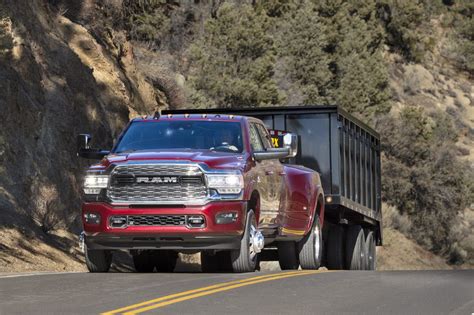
[[283, 133, 298, 158]]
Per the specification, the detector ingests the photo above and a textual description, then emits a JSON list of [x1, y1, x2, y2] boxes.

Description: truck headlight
[[83, 175, 109, 194], [206, 173, 243, 194]]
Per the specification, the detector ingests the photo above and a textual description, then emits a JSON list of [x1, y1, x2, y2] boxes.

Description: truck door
[[249, 123, 274, 225], [255, 123, 284, 225]]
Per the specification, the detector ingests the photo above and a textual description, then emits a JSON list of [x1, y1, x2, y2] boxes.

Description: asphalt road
[[0, 270, 473, 314]]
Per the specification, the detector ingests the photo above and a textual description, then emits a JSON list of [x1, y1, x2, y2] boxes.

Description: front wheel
[[298, 215, 323, 270], [231, 210, 262, 273], [85, 246, 112, 273]]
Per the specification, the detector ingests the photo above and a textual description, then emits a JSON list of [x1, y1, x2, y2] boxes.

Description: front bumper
[[82, 201, 246, 250]]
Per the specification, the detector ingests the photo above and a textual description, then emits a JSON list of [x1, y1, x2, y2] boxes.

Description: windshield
[[114, 120, 244, 153]]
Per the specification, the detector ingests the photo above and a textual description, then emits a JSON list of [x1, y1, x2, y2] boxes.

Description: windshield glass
[[114, 121, 244, 153]]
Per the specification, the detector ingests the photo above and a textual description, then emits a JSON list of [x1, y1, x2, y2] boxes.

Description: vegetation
[[380, 107, 473, 262]]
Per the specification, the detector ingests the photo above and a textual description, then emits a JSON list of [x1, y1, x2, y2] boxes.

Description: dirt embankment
[[0, 0, 160, 271]]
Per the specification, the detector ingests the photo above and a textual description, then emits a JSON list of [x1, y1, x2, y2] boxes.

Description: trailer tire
[[365, 231, 376, 270], [133, 251, 155, 273], [326, 225, 345, 270], [345, 225, 365, 270], [298, 215, 323, 270], [154, 250, 178, 272], [277, 242, 300, 270], [85, 246, 112, 273], [231, 210, 259, 273]]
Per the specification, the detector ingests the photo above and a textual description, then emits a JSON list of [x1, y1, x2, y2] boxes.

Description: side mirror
[[77, 134, 110, 160], [283, 133, 298, 158], [253, 148, 290, 161]]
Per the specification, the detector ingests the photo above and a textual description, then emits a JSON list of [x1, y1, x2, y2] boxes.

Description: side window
[[256, 124, 272, 149], [249, 123, 264, 151]]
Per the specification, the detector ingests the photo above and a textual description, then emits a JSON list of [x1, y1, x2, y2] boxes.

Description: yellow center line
[[101, 270, 308, 315], [112, 270, 330, 315]]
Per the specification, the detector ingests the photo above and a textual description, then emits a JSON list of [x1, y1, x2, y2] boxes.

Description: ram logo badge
[[136, 176, 179, 184]]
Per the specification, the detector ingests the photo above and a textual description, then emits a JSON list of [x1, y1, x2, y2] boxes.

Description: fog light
[[187, 215, 205, 228], [84, 212, 101, 225], [110, 216, 127, 228], [216, 212, 238, 224]]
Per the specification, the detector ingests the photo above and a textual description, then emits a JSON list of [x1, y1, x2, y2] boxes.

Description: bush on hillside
[[380, 107, 473, 262]]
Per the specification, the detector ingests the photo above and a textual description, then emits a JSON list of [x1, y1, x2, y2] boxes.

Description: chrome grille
[[107, 164, 208, 204], [128, 215, 186, 226]]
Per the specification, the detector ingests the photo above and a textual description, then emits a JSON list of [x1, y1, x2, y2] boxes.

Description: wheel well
[[315, 194, 325, 227], [248, 190, 260, 222]]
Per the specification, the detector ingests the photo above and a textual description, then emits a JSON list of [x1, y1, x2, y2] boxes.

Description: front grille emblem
[[135, 176, 179, 184]]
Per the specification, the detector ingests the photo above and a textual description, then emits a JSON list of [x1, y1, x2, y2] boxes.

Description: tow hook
[[252, 229, 265, 254], [79, 231, 85, 253]]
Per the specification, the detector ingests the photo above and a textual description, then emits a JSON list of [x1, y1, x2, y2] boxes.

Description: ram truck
[[78, 113, 324, 273]]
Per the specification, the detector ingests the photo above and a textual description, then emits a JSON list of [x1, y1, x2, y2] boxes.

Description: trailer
[[163, 105, 382, 269]]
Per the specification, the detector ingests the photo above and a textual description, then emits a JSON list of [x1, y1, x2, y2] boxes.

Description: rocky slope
[[0, 0, 161, 271]]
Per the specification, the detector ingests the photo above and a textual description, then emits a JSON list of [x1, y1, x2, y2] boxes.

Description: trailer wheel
[[345, 225, 365, 270], [85, 246, 112, 273], [231, 210, 260, 272], [277, 242, 299, 270], [365, 231, 376, 270], [326, 225, 345, 270], [133, 251, 155, 273], [298, 215, 323, 270], [153, 250, 178, 272]]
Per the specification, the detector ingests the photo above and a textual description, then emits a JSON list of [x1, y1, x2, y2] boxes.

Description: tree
[[187, 3, 282, 108]]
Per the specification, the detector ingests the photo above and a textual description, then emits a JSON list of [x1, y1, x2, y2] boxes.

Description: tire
[[298, 215, 323, 270], [365, 231, 376, 270], [345, 225, 365, 270], [277, 242, 299, 270], [201, 251, 233, 273], [153, 250, 178, 272], [231, 210, 259, 273], [133, 251, 155, 273], [326, 225, 345, 270], [85, 246, 112, 273]]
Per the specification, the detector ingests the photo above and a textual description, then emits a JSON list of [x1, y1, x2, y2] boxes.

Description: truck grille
[[128, 215, 186, 226], [107, 164, 208, 204]]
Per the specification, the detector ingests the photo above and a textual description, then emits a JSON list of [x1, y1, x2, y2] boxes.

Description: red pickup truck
[[78, 113, 324, 273]]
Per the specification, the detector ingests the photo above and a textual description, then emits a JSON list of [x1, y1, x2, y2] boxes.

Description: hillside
[[0, 0, 473, 272]]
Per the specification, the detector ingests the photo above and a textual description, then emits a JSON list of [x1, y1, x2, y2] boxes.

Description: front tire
[[231, 210, 260, 273], [85, 246, 112, 273], [298, 215, 323, 270]]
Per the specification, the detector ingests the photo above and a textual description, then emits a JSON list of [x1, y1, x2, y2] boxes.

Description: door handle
[[265, 170, 274, 175], [278, 172, 286, 176]]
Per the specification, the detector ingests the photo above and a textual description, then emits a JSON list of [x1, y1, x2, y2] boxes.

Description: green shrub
[[380, 107, 473, 261]]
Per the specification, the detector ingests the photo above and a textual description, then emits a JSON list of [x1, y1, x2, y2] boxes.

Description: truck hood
[[101, 150, 247, 170]]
